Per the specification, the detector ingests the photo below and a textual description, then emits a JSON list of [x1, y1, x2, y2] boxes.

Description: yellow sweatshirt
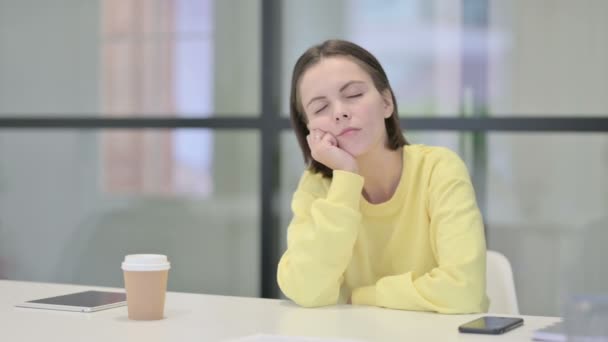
[[277, 144, 489, 313]]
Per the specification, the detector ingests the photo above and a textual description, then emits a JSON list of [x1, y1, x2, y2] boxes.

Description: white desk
[[1, 280, 560, 341]]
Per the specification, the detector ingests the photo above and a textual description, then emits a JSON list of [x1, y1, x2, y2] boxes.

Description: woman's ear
[[381, 89, 394, 118]]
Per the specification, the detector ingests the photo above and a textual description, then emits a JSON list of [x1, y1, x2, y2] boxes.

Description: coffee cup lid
[[122, 254, 171, 271]]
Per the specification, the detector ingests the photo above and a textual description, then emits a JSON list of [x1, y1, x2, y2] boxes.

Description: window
[[101, 0, 214, 196]]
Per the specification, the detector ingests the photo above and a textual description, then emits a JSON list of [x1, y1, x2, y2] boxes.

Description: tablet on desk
[[15, 290, 126, 313]]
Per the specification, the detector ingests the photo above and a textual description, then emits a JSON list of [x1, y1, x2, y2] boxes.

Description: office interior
[[0, 0, 607, 318]]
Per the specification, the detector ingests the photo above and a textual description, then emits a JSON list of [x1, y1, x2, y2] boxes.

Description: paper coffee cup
[[122, 254, 170, 320]]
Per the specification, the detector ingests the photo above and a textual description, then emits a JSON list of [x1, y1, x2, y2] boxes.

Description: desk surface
[[1, 280, 560, 341]]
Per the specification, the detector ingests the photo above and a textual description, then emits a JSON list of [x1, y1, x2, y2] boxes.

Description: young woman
[[277, 40, 488, 314]]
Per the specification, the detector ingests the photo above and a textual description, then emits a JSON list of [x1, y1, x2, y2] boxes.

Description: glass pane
[[0, 1, 100, 116], [281, 0, 466, 118], [488, 1, 608, 116], [0, 0, 261, 117], [281, 1, 608, 118], [486, 133, 608, 316], [278, 131, 306, 252], [0, 129, 260, 297]]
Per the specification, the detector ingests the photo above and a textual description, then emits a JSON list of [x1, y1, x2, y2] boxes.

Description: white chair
[[486, 250, 520, 314]]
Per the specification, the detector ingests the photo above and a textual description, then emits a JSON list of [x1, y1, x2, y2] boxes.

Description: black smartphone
[[458, 316, 524, 335]]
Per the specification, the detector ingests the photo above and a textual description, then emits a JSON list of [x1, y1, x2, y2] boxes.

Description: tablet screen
[[17, 290, 126, 312]]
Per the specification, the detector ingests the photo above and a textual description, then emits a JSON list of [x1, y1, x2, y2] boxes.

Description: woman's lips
[[338, 127, 360, 137]]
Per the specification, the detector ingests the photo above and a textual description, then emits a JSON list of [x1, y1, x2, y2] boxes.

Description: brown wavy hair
[[290, 39, 408, 178]]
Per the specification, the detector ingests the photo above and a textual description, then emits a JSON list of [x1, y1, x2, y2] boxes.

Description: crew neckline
[[360, 145, 411, 216]]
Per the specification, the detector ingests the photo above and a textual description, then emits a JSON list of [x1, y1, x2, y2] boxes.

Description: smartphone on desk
[[458, 316, 524, 335]]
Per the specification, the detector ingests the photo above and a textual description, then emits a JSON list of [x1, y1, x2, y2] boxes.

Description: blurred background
[[0, 0, 606, 317]]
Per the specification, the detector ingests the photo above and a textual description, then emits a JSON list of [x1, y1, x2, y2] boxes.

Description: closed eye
[[314, 105, 328, 114], [347, 93, 362, 98]]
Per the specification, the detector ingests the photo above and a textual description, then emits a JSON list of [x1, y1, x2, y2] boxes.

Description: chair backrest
[[486, 250, 520, 314]]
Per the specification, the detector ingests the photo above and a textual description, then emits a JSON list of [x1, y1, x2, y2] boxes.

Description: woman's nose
[[334, 112, 350, 122]]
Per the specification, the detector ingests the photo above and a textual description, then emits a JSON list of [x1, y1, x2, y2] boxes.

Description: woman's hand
[[306, 129, 358, 173]]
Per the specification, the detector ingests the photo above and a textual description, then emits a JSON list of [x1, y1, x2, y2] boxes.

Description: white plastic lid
[[121, 254, 171, 271]]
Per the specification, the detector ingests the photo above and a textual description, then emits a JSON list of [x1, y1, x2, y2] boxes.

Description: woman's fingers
[[313, 130, 324, 141], [307, 129, 338, 156], [321, 131, 337, 147], [305, 129, 356, 171], [308, 129, 323, 144], [308, 129, 336, 148]]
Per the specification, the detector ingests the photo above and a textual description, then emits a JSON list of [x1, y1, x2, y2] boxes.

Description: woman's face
[[298, 56, 393, 158]]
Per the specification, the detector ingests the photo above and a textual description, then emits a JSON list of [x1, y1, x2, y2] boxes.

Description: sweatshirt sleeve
[[277, 170, 364, 307], [351, 150, 488, 313]]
